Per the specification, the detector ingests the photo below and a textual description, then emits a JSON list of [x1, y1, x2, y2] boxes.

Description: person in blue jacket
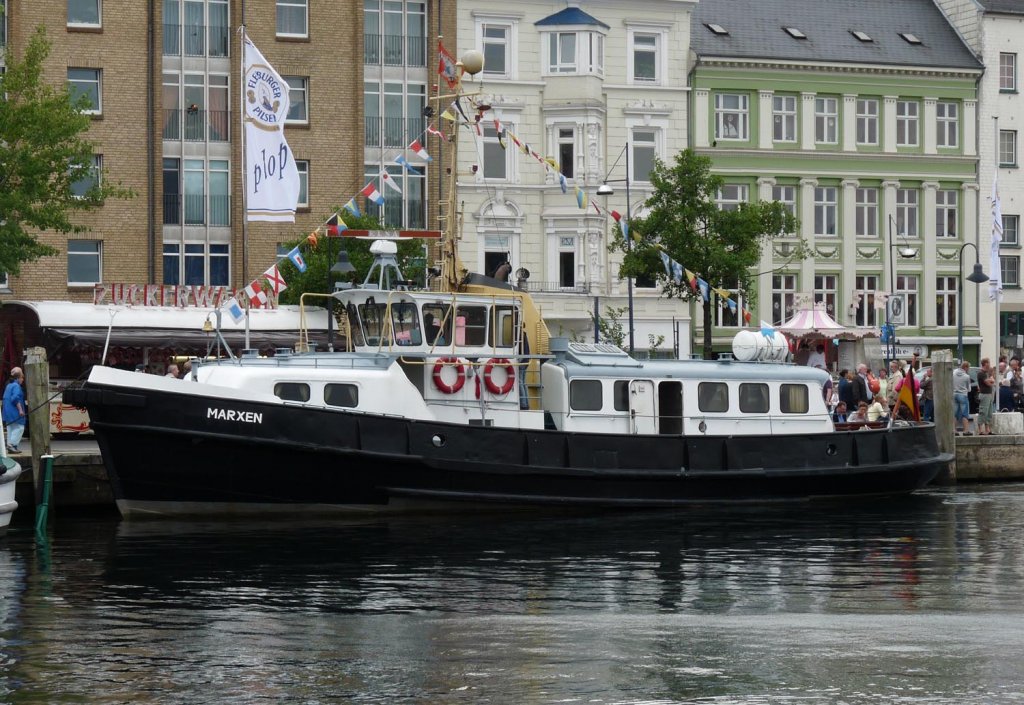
[[3, 367, 26, 453]]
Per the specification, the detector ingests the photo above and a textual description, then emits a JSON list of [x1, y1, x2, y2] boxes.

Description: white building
[[937, 0, 1024, 360], [455, 0, 695, 357]]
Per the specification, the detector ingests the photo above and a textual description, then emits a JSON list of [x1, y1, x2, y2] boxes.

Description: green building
[[690, 0, 984, 367]]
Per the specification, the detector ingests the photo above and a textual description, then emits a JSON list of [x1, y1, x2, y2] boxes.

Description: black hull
[[65, 382, 951, 518]]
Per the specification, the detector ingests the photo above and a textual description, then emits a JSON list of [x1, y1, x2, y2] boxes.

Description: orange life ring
[[483, 358, 516, 395], [432, 356, 466, 394]]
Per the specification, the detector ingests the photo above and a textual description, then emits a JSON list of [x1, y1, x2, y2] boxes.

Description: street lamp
[[884, 215, 918, 368], [597, 143, 634, 354], [956, 241, 989, 363], [326, 239, 356, 352]]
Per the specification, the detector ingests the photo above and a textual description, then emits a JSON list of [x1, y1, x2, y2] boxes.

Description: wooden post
[[24, 347, 52, 502], [932, 349, 956, 484]]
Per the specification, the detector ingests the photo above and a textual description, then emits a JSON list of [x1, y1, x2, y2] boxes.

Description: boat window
[[325, 383, 359, 408], [569, 379, 603, 411], [346, 303, 365, 346], [489, 305, 517, 347], [739, 383, 770, 414], [613, 380, 629, 411], [390, 302, 422, 346], [274, 382, 310, 402], [698, 382, 729, 412], [456, 305, 487, 346], [358, 302, 391, 346], [422, 304, 452, 345], [780, 384, 809, 414]]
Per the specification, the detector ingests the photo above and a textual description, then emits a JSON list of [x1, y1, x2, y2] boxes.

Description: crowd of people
[[819, 349, 1024, 436]]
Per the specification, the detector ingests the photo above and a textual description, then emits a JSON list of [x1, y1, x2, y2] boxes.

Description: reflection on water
[[0, 484, 1022, 703]]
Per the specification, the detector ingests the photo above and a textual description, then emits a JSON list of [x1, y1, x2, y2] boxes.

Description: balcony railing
[[163, 22, 229, 57], [520, 281, 593, 294], [163, 194, 230, 226], [364, 116, 426, 148], [163, 108, 229, 142], [363, 33, 426, 67]]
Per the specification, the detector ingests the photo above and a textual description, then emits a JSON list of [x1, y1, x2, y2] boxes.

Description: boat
[[62, 51, 951, 519]]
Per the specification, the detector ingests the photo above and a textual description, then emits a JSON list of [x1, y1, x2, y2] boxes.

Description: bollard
[[24, 347, 52, 503], [35, 454, 54, 539], [932, 349, 956, 484]]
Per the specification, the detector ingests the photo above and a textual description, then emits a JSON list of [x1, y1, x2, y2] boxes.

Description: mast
[[238, 10, 251, 349]]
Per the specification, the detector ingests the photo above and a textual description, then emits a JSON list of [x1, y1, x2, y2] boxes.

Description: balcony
[[363, 33, 426, 67], [163, 108, 229, 142], [163, 194, 230, 226], [163, 23, 229, 57], [364, 116, 426, 148], [520, 281, 593, 294]]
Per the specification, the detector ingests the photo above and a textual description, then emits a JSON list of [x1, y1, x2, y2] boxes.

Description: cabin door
[[629, 380, 656, 435]]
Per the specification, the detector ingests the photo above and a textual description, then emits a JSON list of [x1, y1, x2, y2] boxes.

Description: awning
[[778, 304, 878, 341], [1, 300, 330, 352]]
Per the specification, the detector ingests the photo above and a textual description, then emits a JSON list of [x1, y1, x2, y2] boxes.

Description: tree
[[277, 212, 428, 307], [613, 149, 806, 359], [0, 27, 133, 276]]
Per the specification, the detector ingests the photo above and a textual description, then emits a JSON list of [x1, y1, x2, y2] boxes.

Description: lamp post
[[885, 215, 918, 369], [596, 144, 634, 354], [326, 236, 356, 352], [956, 241, 989, 363]]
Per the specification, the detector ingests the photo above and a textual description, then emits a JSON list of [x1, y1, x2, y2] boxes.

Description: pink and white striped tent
[[778, 305, 877, 340]]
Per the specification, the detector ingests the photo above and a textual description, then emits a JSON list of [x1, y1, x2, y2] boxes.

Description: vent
[[706, 23, 729, 36], [899, 32, 922, 45], [783, 27, 806, 39], [851, 30, 872, 42]]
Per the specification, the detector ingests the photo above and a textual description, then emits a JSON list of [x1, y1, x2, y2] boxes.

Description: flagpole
[[993, 115, 1000, 362], [239, 18, 251, 350]]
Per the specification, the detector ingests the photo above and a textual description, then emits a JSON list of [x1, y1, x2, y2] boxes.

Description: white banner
[[243, 36, 300, 222]]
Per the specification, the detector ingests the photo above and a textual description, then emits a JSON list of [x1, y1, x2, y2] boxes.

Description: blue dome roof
[[535, 7, 609, 29]]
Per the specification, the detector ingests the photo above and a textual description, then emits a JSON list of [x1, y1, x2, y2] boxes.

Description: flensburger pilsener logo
[[207, 407, 263, 424], [245, 66, 287, 127]]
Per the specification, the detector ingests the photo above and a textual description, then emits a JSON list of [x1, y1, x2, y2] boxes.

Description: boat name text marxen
[[207, 408, 264, 424]]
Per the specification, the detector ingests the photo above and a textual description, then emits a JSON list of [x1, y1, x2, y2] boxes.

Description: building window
[[771, 274, 798, 326], [68, 0, 100, 26], [169, 72, 229, 142], [70, 155, 101, 198], [284, 76, 308, 124], [482, 124, 510, 181], [717, 184, 748, 211], [164, 0, 228, 57], [557, 128, 574, 179], [772, 185, 796, 235], [936, 190, 958, 238], [631, 128, 657, 183], [856, 98, 878, 145], [714, 278, 743, 328], [936, 101, 958, 148], [715, 93, 748, 141], [896, 100, 919, 147], [1002, 256, 1020, 287], [210, 244, 230, 285], [1000, 53, 1017, 92], [1003, 215, 1019, 246], [1000, 130, 1017, 167], [814, 274, 838, 318], [855, 187, 878, 238], [0, 271, 9, 293], [895, 188, 918, 238], [630, 31, 658, 83], [166, 243, 230, 286], [559, 236, 576, 288], [176, 158, 230, 227], [163, 243, 180, 284], [363, 164, 425, 228], [483, 235, 510, 280], [814, 186, 837, 236], [895, 274, 918, 326], [936, 275, 957, 327], [296, 160, 309, 208], [815, 97, 838, 144], [544, 31, 604, 76], [276, 0, 307, 37], [480, 22, 511, 79], [773, 95, 796, 143], [68, 68, 101, 114], [854, 274, 878, 327], [163, 158, 181, 225], [68, 240, 101, 285], [365, 1, 426, 67]]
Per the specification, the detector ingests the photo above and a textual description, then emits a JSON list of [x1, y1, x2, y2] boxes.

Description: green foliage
[[277, 212, 428, 306], [594, 305, 627, 349], [611, 149, 806, 359], [0, 27, 134, 276]]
